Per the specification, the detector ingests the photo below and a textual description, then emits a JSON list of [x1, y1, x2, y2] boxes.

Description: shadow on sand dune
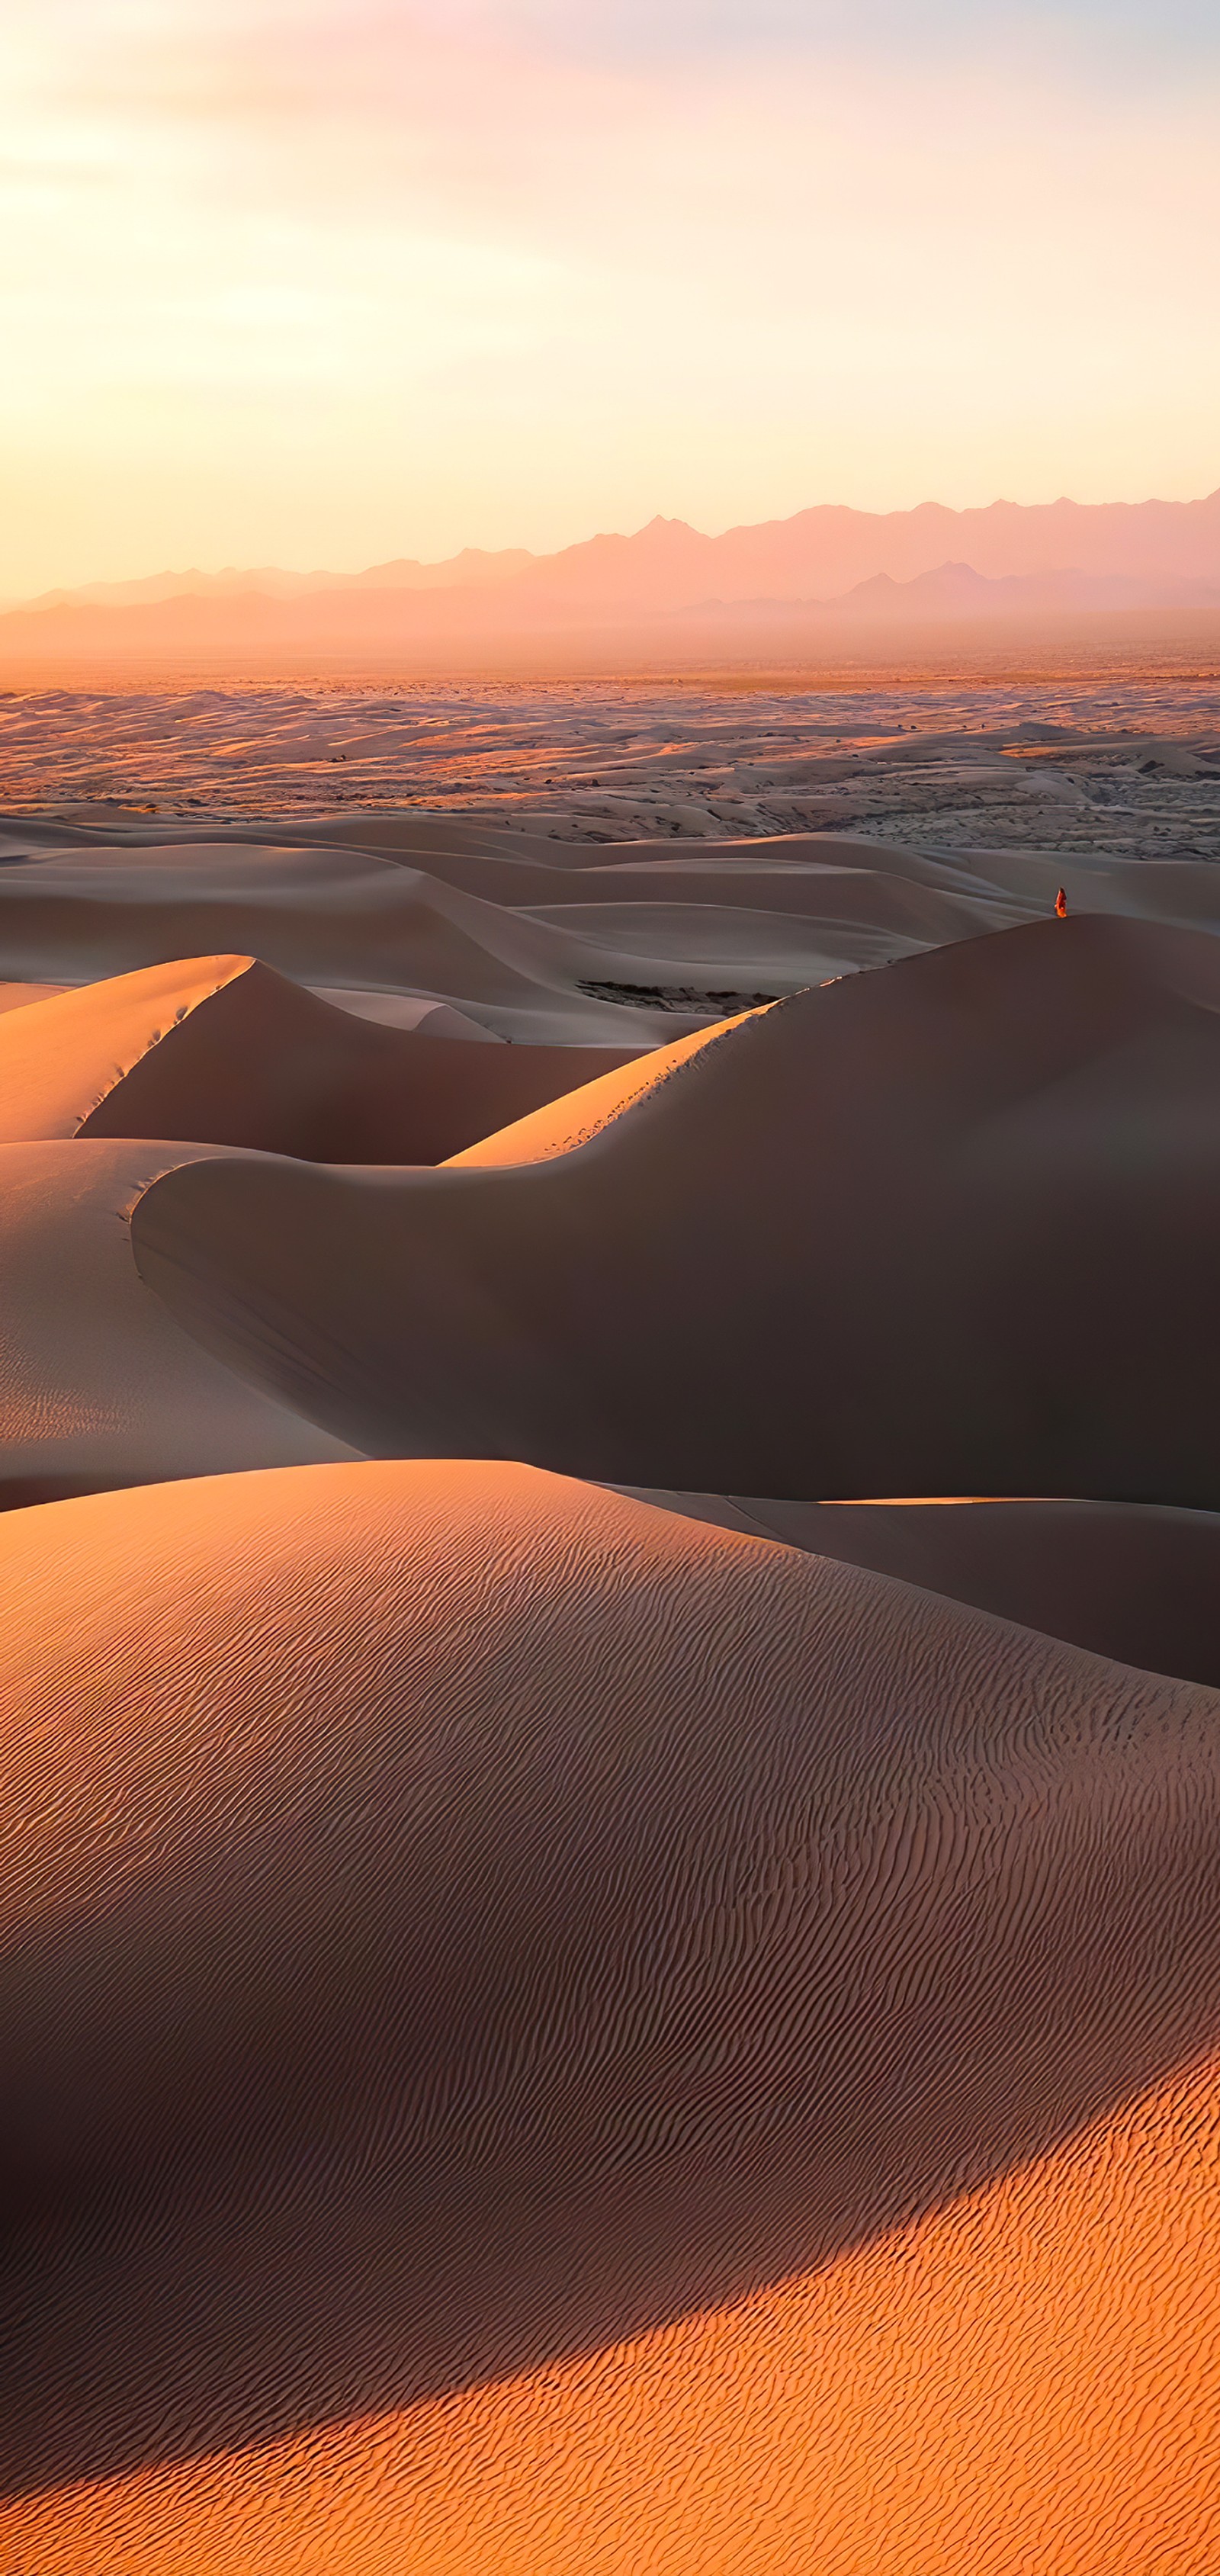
[[2, 1462, 1218, 2500], [0, 952, 638, 1162], [133, 915, 1220, 1505]]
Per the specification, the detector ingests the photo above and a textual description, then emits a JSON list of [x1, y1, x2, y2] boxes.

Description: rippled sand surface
[[2, 677, 1219, 2572]]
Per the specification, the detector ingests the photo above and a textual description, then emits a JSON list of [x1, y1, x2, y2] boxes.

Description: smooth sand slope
[[283, 815, 1220, 948], [0, 953, 636, 1163], [5, 810, 1218, 1048], [448, 1007, 759, 1164], [133, 915, 1220, 1505], [0, 956, 241, 1142], [617, 1492, 1220, 1687], [0, 977, 69, 1014], [0, 837, 808, 1042], [0, 839, 673, 1042], [2, 1459, 1218, 2572], [0, 1139, 359, 1505], [2, 770, 1218, 2574]]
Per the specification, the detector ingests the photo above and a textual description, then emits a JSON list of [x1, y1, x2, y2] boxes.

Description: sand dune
[[133, 915, 1220, 1504], [0, 955, 243, 1142], [11, 2049, 1216, 2574], [0, 952, 637, 1162], [449, 1009, 758, 1166], [311, 988, 500, 1039], [0, 1139, 359, 1505], [1, 778, 1217, 1061], [616, 1492, 1220, 1686], [3, 704, 1219, 2574], [2, 1458, 1218, 2568], [0, 978, 69, 1015], [0, 840, 667, 1039], [0, 837, 790, 1042], [289, 813, 1220, 932], [3, 685, 1216, 864]]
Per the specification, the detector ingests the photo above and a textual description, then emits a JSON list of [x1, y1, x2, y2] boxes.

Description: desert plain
[[2, 666, 1220, 2573]]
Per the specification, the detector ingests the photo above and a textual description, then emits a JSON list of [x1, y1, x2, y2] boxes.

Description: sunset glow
[[3, 0, 1218, 595]]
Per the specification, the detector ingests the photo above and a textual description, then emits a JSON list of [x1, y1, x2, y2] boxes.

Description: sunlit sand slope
[[11, 2051, 1219, 2575], [2, 1457, 1218, 2573], [0, 956, 245, 1142], [0, 1139, 358, 1504], [616, 1491, 1220, 1685], [0, 952, 635, 1162], [448, 1007, 757, 1164], [134, 916, 1220, 1503], [0, 977, 69, 1015]]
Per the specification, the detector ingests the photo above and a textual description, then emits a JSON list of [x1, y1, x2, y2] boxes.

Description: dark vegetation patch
[[577, 978, 782, 1014]]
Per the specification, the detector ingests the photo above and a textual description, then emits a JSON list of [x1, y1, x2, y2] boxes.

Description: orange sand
[[2, 1459, 1218, 2572], [448, 1007, 756, 1166], [0, 952, 637, 1163], [8, 2045, 1217, 2574], [3, 785, 1220, 2575]]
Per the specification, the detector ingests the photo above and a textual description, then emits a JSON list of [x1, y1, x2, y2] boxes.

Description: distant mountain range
[[3, 492, 1218, 667], [15, 548, 536, 615]]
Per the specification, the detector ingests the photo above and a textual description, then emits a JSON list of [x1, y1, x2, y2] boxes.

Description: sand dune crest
[[616, 1490, 1220, 1684], [3, 749, 1219, 2575], [0, 952, 639, 1162], [0, 1139, 358, 1504], [2, 1457, 1218, 2565], [133, 915, 1220, 1502], [0, 956, 241, 1142]]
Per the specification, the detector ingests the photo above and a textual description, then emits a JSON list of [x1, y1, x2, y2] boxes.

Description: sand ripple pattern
[[3, 1462, 1220, 2571], [0, 679, 1218, 857], [0, 749, 1218, 2569]]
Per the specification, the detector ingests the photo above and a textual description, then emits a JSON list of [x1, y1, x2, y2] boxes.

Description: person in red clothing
[[1055, 886, 1068, 918]]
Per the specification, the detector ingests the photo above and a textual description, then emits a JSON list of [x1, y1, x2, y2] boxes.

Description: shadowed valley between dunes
[[132, 914, 1220, 1507], [1, 777, 1218, 2573]]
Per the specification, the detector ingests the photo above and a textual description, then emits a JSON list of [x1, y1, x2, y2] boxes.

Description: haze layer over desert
[[1, 632, 1218, 2574]]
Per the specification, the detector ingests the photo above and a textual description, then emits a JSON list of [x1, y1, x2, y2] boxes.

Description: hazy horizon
[[5, 0, 1218, 599], [5, 486, 1219, 611]]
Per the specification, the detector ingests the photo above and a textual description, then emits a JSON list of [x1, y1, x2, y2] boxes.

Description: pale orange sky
[[2, 0, 1218, 596]]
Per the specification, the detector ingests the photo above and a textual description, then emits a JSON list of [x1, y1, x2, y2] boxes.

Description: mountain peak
[[7, 491, 1219, 657]]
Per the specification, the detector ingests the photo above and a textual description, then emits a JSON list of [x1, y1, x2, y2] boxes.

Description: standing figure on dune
[[1055, 887, 1068, 919]]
